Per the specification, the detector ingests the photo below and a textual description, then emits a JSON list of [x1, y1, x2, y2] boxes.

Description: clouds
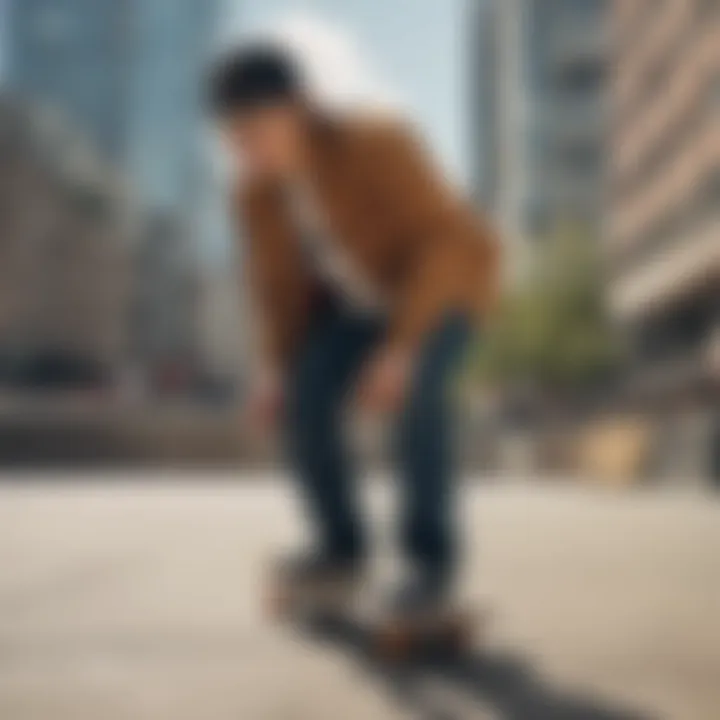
[[216, 11, 404, 115], [268, 13, 402, 114]]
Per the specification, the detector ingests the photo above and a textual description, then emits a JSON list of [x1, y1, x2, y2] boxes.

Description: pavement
[[0, 473, 719, 720]]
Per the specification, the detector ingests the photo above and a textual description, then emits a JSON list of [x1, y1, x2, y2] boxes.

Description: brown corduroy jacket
[[236, 115, 500, 369]]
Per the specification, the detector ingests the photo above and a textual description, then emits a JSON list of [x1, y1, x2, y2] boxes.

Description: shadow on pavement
[[297, 616, 655, 720]]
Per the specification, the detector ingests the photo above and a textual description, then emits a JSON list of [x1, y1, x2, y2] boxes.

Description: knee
[[399, 374, 445, 445], [285, 353, 336, 450], [397, 317, 469, 448]]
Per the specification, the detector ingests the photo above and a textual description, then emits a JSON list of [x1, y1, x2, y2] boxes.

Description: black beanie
[[209, 44, 302, 116]]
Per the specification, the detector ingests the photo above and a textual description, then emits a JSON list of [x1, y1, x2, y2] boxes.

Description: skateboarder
[[209, 45, 500, 630]]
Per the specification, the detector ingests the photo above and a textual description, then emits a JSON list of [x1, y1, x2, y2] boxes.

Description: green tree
[[471, 221, 619, 395]]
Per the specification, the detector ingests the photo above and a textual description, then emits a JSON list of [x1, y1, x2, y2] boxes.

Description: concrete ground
[[0, 474, 718, 720]]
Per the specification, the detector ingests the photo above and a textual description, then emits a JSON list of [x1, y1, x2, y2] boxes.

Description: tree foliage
[[471, 221, 619, 393]]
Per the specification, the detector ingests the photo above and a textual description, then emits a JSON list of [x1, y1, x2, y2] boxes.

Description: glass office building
[[7, 0, 219, 219]]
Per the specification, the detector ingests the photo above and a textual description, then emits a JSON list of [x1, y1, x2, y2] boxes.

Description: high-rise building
[[131, 211, 200, 377], [6, 0, 218, 219], [0, 96, 129, 385], [7, 0, 221, 389], [473, 0, 501, 215], [126, 0, 217, 218], [7, 0, 132, 159], [474, 0, 607, 278], [607, 0, 720, 405], [196, 264, 243, 390]]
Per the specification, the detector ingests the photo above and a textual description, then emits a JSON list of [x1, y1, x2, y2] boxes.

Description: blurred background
[[0, 0, 718, 485], [1, 3, 720, 719]]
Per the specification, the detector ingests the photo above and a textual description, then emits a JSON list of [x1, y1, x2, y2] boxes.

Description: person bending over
[[209, 45, 500, 619]]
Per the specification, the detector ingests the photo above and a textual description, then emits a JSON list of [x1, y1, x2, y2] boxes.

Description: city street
[[0, 475, 718, 720]]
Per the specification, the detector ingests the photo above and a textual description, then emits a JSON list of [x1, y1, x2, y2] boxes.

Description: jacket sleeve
[[234, 184, 294, 372], [367, 122, 501, 354]]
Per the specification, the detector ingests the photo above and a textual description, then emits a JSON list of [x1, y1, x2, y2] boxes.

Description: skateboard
[[373, 607, 476, 661], [266, 567, 477, 661]]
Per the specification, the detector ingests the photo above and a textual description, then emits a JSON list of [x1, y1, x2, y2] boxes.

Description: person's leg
[[395, 313, 472, 597], [284, 307, 381, 565]]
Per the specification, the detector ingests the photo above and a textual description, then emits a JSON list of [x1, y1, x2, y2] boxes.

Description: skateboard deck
[[266, 569, 478, 661], [373, 606, 476, 660]]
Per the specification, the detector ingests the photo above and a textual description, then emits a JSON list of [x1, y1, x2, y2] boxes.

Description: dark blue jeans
[[284, 303, 471, 590]]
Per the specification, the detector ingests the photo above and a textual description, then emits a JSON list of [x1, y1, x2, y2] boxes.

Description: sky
[[221, 0, 472, 185], [0, 0, 471, 183], [0, 0, 473, 260], [0, 0, 6, 77]]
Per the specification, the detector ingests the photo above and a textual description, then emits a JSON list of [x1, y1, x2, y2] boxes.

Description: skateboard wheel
[[375, 625, 413, 661]]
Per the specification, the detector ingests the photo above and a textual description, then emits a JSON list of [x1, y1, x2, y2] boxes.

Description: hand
[[356, 347, 412, 415], [243, 367, 283, 434]]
